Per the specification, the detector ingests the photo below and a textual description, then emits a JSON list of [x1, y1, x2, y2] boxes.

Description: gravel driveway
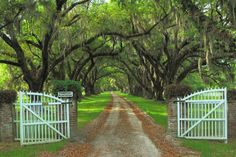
[[88, 94, 161, 157], [40, 93, 199, 157]]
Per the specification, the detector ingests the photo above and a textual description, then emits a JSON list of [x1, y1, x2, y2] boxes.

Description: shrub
[[0, 90, 17, 104], [51, 80, 82, 95], [227, 89, 236, 100], [164, 84, 192, 99]]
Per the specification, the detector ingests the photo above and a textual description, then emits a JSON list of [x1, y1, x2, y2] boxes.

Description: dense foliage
[[227, 89, 236, 100], [0, 0, 235, 100], [0, 90, 17, 104], [164, 84, 192, 100], [51, 80, 82, 94]]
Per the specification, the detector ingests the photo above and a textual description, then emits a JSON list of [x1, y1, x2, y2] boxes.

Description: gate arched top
[[180, 88, 227, 101], [20, 91, 65, 104]]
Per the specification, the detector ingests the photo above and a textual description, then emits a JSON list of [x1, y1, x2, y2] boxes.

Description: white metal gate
[[177, 88, 227, 142], [15, 91, 70, 145]]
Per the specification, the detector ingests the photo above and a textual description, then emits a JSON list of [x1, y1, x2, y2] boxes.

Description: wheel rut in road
[[88, 94, 161, 157]]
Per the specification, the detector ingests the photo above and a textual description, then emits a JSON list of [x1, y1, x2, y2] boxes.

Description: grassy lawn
[[182, 139, 236, 157], [0, 141, 66, 157], [116, 91, 236, 157], [0, 92, 111, 157], [78, 92, 112, 129], [115, 91, 168, 128]]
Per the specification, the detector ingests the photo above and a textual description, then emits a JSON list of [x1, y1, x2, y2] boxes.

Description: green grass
[[0, 141, 66, 157], [78, 92, 112, 129], [115, 91, 168, 128], [182, 139, 236, 157]]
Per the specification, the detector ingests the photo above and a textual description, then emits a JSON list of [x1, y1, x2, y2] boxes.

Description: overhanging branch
[[0, 60, 21, 67], [61, 0, 90, 17], [51, 12, 169, 71]]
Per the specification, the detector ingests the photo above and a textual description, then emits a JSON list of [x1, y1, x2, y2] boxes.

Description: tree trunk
[[85, 81, 95, 96], [155, 88, 164, 101], [26, 78, 44, 92]]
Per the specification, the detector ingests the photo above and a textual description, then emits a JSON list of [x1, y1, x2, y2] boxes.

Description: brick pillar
[[167, 98, 178, 138], [59, 92, 78, 139], [0, 103, 14, 142], [70, 97, 78, 138], [228, 99, 236, 138]]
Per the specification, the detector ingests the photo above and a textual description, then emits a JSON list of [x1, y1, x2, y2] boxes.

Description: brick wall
[[0, 102, 14, 142]]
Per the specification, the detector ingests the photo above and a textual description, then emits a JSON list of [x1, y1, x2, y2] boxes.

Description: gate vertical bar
[[20, 92, 24, 145], [224, 88, 228, 143], [177, 98, 180, 137], [66, 99, 70, 138]]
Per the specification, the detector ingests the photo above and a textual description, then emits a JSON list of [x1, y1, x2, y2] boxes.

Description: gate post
[[167, 97, 178, 138], [0, 90, 17, 142], [58, 91, 78, 138], [70, 96, 78, 138], [227, 90, 236, 138], [164, 84, 192, 140]]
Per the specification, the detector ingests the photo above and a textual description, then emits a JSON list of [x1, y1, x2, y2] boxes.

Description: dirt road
[[88, 94, 161, 157], [40, 93, 198, 157]]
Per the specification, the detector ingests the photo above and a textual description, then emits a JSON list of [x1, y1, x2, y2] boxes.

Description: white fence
[[14, 91, 70, 145], [177, 88, 227, 142]]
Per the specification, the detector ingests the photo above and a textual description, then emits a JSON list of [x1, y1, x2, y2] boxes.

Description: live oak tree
[[0, 0, 95, 91], [51, 38, 124, 96], [0, 0, 235, 100], [83, 58, 127, 95], [0, 0, 161, 91], [113, 0, 236, 100]]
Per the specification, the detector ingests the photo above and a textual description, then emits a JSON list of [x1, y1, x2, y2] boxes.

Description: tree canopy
[[0, 0, 235, 100]]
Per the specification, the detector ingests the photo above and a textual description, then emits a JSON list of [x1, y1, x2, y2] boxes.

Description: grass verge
[[182, 139, 236, 157], [115, 91, 167, 128], [0, 141, 66, 157], [78, 92, 112, 129]]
